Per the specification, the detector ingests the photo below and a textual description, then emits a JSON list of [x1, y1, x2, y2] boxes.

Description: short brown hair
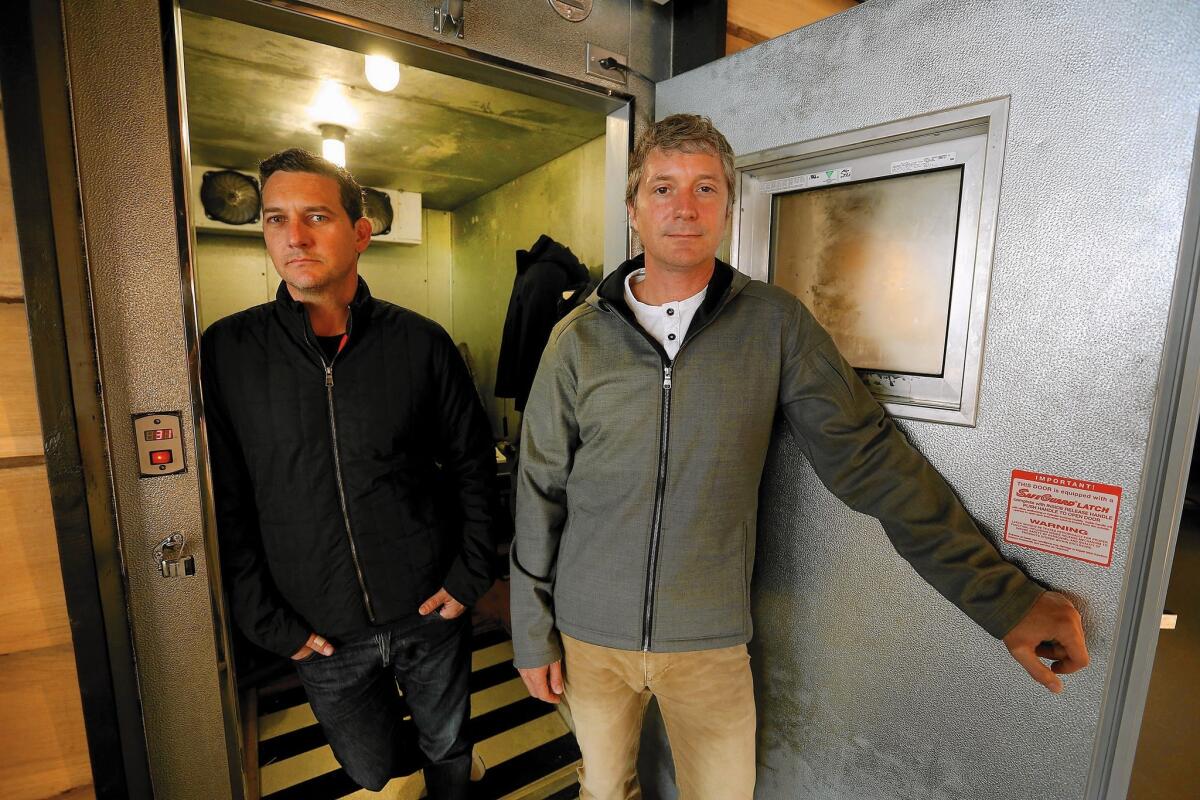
[[625, 114, 735, 210], [258, 148, 365, 222]]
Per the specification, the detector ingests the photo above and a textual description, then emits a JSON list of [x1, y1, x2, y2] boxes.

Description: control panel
[[133, 411, 186, 477]]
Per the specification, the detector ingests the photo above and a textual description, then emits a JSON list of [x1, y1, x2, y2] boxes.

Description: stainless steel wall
[[61, 0, 236, 796], [657, 1, 1200, 798], [55, 1, 669, 797], [308, 0, 671, 92]]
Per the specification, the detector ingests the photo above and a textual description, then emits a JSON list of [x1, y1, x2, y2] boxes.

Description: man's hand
[[419, 587, 466, 619], [291, 632, 335, 661], [1002, 590, 1089, 693], [518, 660, 564, 704]]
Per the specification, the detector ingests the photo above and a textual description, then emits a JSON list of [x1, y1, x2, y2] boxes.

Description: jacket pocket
[[653, 520, 751, 643], [553, 508, 648, 644], [364, 524, 440, 614]]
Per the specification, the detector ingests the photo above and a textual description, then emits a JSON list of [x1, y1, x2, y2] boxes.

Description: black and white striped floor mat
[[257, 628, 581, 799]]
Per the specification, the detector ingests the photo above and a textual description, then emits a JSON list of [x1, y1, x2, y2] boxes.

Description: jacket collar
[[274, 275, 373, 345], [275, 275, 373, 311], [590, 254, 749, 336]]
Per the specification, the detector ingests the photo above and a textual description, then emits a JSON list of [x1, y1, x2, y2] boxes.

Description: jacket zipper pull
[[663, 366, 672, 389], [325, 365, 334, 388]]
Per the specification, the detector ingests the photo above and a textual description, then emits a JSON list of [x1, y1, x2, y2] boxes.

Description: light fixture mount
[[319, 123, 348, 168]]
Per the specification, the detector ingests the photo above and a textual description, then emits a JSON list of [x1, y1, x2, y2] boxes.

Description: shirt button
[[668, 333, 677, 341], [667, 308, 675, 316]]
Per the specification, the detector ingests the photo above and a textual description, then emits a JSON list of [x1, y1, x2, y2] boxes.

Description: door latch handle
[[154, 532, 195, 578]]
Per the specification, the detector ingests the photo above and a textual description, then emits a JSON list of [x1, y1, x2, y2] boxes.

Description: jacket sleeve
[[201, 335, 311, 658], [777, 299, 1044, 639], [430, 327, 497, 607], [510, 324, 578, 668]]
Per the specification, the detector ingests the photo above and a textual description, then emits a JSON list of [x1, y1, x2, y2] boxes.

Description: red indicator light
[[150, 450, 173, 465]]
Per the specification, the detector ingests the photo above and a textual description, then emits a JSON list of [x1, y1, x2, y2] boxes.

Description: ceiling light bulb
[[365, 54, 400, 92], [309, 80, 357, 129], [322, 138, 346, 168], [320, 124, 347, 168]]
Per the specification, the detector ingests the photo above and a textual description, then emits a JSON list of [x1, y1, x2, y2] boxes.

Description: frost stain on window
[[771, 167, 963, 376]]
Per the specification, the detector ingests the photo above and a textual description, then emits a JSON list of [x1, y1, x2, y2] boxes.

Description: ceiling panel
[[180, 11, 607, 210]]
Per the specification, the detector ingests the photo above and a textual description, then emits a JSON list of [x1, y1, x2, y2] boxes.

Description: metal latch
[[433, 0, 466, 38], [155, 532, 195, 578]]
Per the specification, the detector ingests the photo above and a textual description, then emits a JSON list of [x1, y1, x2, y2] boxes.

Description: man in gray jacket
[[510, 114, 1089, 800]]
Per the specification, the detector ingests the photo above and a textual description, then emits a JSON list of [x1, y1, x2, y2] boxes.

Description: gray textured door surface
[[655, 1, 1200, 799]]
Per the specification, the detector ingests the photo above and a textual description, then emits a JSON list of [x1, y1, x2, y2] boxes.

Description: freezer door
[[655, 2, 1200, 800]]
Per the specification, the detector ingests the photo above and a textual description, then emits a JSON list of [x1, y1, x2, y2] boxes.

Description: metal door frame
[[164, 1, 633, 787], [0, 2, 153, 796], [1088, 118, 1200, 799]]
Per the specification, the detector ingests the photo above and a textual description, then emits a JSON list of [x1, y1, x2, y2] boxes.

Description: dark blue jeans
[[294, 613, 472, 797]]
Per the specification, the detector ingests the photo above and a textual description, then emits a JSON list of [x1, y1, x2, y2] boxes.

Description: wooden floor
[[1128, 499, 1200, 799], [254, 628, 581, 800]]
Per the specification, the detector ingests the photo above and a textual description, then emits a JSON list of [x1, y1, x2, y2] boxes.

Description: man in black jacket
[[201, 149, 496, 797]]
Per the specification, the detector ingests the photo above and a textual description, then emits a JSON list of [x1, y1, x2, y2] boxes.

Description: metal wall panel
[[56, 1, 670, 797], [60, 1, 235, 796], [657, 1, 1200, 798], [296, 0, 663, 126]]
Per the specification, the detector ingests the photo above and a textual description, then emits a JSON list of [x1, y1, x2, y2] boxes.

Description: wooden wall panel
[[0, 466, 72, 656], [0, 303, 44, 459], [726, 0, 860, 55], [0, 85, 95, 799], [0, 96, 22, 300], [0, 645, 95, 800]]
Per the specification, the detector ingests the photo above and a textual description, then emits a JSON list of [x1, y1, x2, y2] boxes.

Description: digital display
[[144, 429, 174, 441]]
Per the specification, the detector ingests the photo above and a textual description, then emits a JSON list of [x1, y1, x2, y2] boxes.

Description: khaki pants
[[561, 634, 756, 800]]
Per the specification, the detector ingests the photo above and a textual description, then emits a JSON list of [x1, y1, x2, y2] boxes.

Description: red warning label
[[1003, 470, 1121, 567]]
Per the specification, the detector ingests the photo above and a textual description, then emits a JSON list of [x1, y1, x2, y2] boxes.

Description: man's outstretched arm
[[777, 300, 1089, 691]]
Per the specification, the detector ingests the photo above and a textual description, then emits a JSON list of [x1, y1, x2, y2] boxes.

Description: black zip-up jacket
[[202, 278, 496, 657]]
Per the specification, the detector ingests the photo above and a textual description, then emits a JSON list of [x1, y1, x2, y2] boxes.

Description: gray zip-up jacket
[[510, 257, 1043, 669]]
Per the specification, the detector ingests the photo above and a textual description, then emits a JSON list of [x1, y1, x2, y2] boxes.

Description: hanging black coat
[[495, 234, 591, 411]]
